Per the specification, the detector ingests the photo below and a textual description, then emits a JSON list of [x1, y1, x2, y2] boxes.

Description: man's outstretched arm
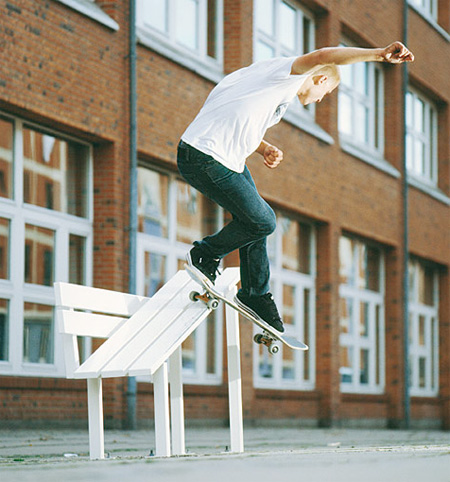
[[291, 41, 414, 75]]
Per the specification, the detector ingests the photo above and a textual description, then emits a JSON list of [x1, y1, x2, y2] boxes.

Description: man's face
[[297, 75, 339, 105]]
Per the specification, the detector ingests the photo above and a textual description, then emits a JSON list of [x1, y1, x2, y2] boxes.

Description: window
[[136, 0, 223, 79], [136, 166, 223, 384], [408, 0, 438, 21], [406, 89, 438, 185], [338, 44, 384, 157], [0, 113, 93, 377], [408, 258, 439, 396], [254, 213, 316, 390], [339, 236, 385, 393], [254, 0, 315, 118]]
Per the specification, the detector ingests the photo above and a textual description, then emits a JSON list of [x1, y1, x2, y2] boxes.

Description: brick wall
[[0, 0, 448, 430]]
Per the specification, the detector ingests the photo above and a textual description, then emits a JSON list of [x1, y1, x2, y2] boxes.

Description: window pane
[[299, 222, 311, 274], [142, 0, 168, 33], [69, 234, 86, 285], [340, 64, 352, 87], [0, 218, 9, 280], [340, 346, 353, 383], [25, 225, 55, 286], [255, 41, 275, 61], [0, 117, 13, 199], [255, 0, 274, 35], [303, 289, 310, 380], [144, 252, 166, 297], [340, 298, 353, 335], [176, 0, 198, 50], [414, 97, 425, 133], [282, 343, 295, 379], [279, 2, 296, 50], [207, 0, 218, 58], [418, 357, 426, 388], [418, 264, 435, 306], [282, 284, 295, 328], [23, 303, 54, 364], [302, 15, 312, 53], [138, 168, 169, 237], [0, 299, 9, 361], [258, 344, 273, 378], [176, 180, 217, 244], [406, 92, 413, 128], [23, 127, 89, 217], [354, 63, 368, 96], [339, 237, 354, 285], [359, 301, 369, 337], [338, 92, 352, 136], [360, 349, 369, 384], [281, 218, 298, 271], [355, 103, 369, 144], [358, 244, 381, 291], [418, 315, 426, 346], [182, 332, 196, 371]]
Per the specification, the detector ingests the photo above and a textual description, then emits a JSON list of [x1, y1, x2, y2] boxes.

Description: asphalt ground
[[0, 427, 449, 482]]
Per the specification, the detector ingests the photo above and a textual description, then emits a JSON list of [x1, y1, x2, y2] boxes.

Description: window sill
[[137, 26, 224, 84], [408, 174, 450, 205], [340, 139, 401, 179], [283, 109, 334, 145], [409, 4, 450, 42], [53, 0, 119, 31]]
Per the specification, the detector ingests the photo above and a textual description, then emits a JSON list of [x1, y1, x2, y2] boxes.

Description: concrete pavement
[[0, 426, 449, 482]]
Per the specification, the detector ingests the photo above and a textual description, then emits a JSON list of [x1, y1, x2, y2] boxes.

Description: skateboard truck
[[189, 290, 220, 310], [254, 332, 280, 355]]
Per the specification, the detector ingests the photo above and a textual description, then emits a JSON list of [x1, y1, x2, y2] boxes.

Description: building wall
[[0, 0, 448, 429]]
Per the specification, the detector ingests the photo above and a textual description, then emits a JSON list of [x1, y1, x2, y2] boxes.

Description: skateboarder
[[178, 41, 414, 334]]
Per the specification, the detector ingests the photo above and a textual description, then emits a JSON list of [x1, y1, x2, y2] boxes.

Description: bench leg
[[225, 287, 244, 453], [169, 346, 185, 455], [153, 362, 171, 456], [87, 377, 105, 460]]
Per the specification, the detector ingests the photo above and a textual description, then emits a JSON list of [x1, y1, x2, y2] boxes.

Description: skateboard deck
[[185, 264, 308, 354]]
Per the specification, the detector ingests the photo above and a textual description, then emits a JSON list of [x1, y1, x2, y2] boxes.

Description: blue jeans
[[177, 140, 276, 297]]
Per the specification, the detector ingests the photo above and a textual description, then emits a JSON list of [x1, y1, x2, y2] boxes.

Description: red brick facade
[[0, 0, 448, 429]]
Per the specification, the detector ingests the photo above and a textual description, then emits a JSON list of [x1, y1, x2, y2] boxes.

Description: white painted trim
[[53, 0, 119, 31]]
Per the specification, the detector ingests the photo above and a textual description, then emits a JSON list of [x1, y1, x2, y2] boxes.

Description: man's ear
[[312, 74, 328, 85]]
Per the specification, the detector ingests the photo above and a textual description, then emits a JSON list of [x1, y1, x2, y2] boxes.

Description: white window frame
[[254, 214, 316, 390], [135, 166, 224, 385], [339, 237, 386, 395], [406, 87, 438, 187], [408, 259, 439, 397], [0, 113, 93, 378], [408, 0, 438, 21], [136, 0, 224, 83], [253, 0, 334, 144]]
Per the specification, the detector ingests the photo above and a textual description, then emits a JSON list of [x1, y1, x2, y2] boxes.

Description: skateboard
[[185, 264, 308, 355]]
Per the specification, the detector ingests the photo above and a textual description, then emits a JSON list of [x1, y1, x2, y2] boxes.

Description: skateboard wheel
[[269, 345, 279, 355], [189, 291, 200, 302], [208, 298, 220, 310], [254, 334, 263, 344]]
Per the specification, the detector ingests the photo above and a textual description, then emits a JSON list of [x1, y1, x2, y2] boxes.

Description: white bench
[[54, 268, 243, 459]]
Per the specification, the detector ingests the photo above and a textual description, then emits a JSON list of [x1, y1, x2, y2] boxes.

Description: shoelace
[[261, 293, 281, 322], [200, 256, 221, 279]]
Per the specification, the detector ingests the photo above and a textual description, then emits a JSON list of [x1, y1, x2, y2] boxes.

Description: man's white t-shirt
[[181, 57, 308, 173]]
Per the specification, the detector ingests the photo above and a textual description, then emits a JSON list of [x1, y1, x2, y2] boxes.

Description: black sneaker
[[186, 244, 221, 284], [234, 291, 284, 333]]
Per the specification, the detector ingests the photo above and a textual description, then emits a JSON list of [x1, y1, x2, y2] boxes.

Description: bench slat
[[59, 310, 127, 338], [73, 271, 191, 378], [54, 282, 148, 316]]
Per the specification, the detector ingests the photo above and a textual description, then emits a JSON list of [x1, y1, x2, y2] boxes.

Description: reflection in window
[[0, 299, 9, 361], [69, 234, 86, 285], [405, 89, 438, 184], [144, 251, 166, 297], [23, 303, 54, 364], [22, 127, 89, 217], [138, 168, 169, 237], [339, 235, 384, 392], [25, 225, 55, 286], [408, 258, 439, 396], [0, 117, 13, 199], [0, 218, 9, 280]]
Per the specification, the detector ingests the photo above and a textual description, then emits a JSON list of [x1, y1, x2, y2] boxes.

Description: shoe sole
[[233, 295, 284, 334]]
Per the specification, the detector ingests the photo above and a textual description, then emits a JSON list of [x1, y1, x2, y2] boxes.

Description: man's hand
[[263, 144, 283, 169], [382, 41, 414, 63]]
